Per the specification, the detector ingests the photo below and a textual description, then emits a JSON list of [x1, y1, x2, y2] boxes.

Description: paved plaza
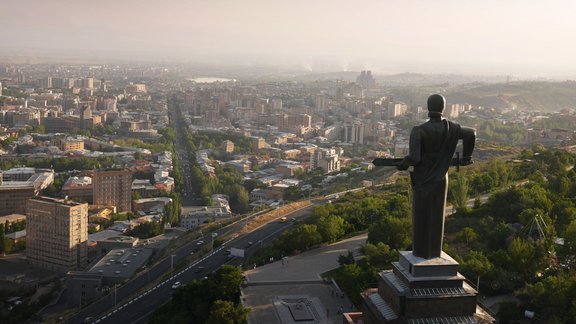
[[242, 234, 367, 324]]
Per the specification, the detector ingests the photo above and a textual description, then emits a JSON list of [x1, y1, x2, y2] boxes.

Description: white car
[[211, 233, 218, 238], [171, 281, 181, 289]]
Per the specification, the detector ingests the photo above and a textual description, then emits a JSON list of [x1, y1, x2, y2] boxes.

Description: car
[[246, 241, 254, 248], [211, 232, 218, 238], [196, 240, 204, 246], [171, 281, 181, 289]]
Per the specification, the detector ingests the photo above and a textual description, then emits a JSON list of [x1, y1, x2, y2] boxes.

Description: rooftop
[[88, 247, 153, 279], [0, 214, 26, 223], [31, 196, 86, 206]]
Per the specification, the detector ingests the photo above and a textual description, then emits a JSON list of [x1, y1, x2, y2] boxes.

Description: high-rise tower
[[26, 197, 88, 273], [92, 169, 132, 212]]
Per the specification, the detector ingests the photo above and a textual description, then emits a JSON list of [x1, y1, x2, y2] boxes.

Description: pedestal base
[[361, 251, 494, 323]]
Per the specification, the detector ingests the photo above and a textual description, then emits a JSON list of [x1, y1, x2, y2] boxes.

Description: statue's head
[[427, 94, 445, 117]]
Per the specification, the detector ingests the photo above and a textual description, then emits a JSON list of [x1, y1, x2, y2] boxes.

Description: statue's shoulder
[[445, 119, 462, 131]]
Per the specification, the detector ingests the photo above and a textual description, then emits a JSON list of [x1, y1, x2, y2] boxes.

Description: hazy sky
[[2, 0, 576, 75]]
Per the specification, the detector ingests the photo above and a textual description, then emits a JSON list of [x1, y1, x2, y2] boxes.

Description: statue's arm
[[459, 126, 476, 165], [398, 127, 421, 170]]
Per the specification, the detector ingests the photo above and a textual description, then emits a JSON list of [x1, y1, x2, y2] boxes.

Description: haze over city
[[2, 0, 576, 76], [4, 1, 576, 323]]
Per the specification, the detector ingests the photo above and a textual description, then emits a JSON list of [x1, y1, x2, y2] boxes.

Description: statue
[[373, 94, 475, 259]]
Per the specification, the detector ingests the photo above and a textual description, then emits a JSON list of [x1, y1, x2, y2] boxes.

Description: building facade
[[92, 169, 132, 212], [26, 197, 88, 273]]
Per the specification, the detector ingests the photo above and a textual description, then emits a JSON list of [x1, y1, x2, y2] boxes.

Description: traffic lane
[[68, 255, 175, 323], [81, 206, 311, 323], [97, 250, 229, 324], [95, 222, 292, 324]]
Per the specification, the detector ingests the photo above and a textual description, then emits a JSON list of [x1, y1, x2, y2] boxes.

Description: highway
[[68, 204, 315, 324]]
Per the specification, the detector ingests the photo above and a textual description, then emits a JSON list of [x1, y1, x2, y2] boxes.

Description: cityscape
[[2, 1, 576, 324]]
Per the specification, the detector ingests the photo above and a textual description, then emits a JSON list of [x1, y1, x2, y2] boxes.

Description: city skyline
[[2, 0, 576, 77]]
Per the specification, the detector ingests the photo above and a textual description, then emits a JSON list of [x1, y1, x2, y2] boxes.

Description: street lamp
[[113, 284, 117, 307], [170, 254, 176, 274]]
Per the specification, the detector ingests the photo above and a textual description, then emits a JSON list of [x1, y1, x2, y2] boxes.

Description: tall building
[[92, 169, 132, 212], [100, 78, 107, 92], [270, 98, 283, 111], [344, 121, 365, 145], [26, 197, 88, 273], [37, 77, 52, 89], [445, 104, 460, 119], [80, 78, 94, 89], [356, 70, 376, 89], [315, 94, 326, 111], [310, 147, 342, 174], [387, 102, 408, 119], [0, 169, 54, 216]]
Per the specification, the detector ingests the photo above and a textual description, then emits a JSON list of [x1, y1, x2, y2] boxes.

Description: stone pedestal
[[361, 251, 494, 323]]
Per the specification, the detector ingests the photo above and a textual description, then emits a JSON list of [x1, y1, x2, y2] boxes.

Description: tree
[[278, 224, 322, 254], [562, 219, 576, 257], [211, 265, 244, 301], [507, 238, 548, 281], [367, 216, 411, 250], [338, 263, 363, 295], [207, 300, 249, 324], [363, 242, 397, 269], [451, 173, 470, 212], [125, 222, 162, 239], [456, 227, 477, 246], [460, 250, 493, 280], [149, 265, 247, 324], [317, 215, 346, 243], [236, 187, 250, 214], [243, 179, 267, 193], [283, 186, 303, 201]]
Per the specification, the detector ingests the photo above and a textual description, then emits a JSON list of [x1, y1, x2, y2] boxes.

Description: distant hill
[[446, 81, 576, 112], [386, 81, 576, 112]]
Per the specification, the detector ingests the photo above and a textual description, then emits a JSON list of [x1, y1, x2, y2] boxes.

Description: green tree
[[279, 224, 322, 254], [367, 216, 411, 250], [451, 173, 470, 212], [562, 219, 576, 257], [125, 222, 162, 239], [460, 250, 494, 280], [283, 186, 303, 201], [338, 263, 364, 297], [362, 242, 398, 269], [507, 238, 548, 281], [243, 179, 267, 193], [456, 227, 477, 246], [317, 215, 346, 243], [207, 300, 249, 324]]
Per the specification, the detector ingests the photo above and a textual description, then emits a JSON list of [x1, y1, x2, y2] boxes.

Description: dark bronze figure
[[397, 94, 475, 259]]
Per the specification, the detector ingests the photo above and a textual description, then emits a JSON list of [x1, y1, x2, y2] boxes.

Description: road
[[67, 205, 315, 324], [169, 98, 197, 206]]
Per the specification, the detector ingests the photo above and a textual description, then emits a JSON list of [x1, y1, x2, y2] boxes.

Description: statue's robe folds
[[401, 118, 475, 259]]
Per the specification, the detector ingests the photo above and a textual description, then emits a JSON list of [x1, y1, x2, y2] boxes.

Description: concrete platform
[[242, 234, 367, 324]]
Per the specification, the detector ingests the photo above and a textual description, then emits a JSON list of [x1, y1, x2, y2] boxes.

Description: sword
[[372, 152, 464, 171]]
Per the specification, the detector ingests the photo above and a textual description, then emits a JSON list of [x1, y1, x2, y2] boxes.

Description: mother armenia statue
[[397, 94, 476, 259]]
